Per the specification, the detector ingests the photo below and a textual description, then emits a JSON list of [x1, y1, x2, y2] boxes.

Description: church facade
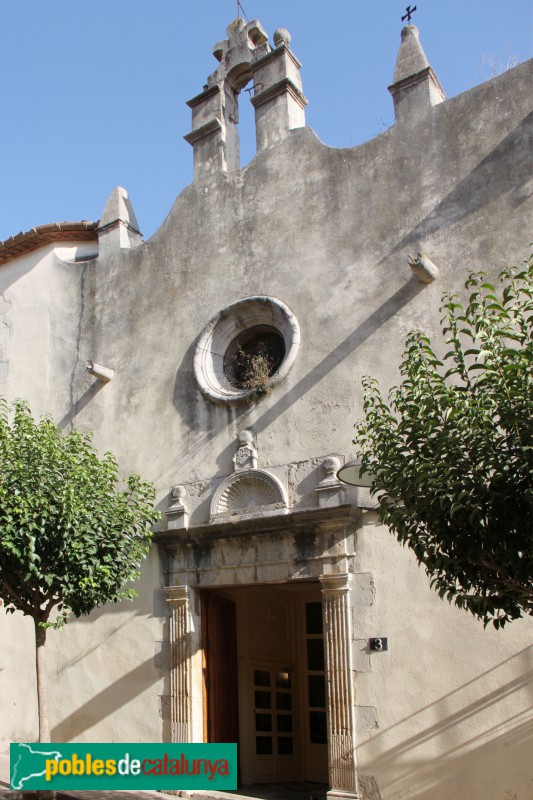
[[1, 18, 532, 800]]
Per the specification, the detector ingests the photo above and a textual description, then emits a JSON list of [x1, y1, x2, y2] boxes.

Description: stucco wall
[[354, 517, 532, 800], [0, 243, 167, 751], [0, 36, 531, 800], [70, 60, 532, 491]]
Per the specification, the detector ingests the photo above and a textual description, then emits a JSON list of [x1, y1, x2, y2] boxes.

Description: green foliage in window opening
[[235, 344, 275, 393]]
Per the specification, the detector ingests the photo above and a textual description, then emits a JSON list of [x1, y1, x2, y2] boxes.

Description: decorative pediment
[[210, 469, 287, 521], [161, 436, 350, 532]]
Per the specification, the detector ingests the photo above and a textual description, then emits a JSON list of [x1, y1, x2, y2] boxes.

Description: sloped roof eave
[[0, 221, 98, 266]]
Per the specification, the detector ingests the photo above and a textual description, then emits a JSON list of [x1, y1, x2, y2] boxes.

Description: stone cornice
[[184, 117, 223, 145], [388, 65, 445, 98], [253, 42, 302, 72], [251, 77, 308, 110], [96, 218, 141, 236], [186, 84, 220, 109], [154, 504, 360, 547]]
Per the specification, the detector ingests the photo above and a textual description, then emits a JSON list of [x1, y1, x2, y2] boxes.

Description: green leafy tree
[[0, 400, 160, 742], [353, 258, 533, 628]]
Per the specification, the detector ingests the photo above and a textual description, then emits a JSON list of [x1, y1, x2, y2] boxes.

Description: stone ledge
[[251, 77, 308, 110], [184, 118, 223, 145], [155, 504, 361, 546]]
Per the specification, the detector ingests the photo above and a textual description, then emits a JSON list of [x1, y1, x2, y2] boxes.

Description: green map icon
[[10, 742, 237, 790], [11, 743, 63, 790]]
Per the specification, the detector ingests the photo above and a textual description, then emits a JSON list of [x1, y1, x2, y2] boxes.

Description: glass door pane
[[253, 667, 294, 757], [305, 602, 327, 745]]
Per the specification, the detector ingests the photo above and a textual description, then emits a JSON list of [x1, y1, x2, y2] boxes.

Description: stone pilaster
[[184, 85, 236, 179], [251, 29, 307, 152], [321, 574, 360, 800], [165, 586, 203, 743]]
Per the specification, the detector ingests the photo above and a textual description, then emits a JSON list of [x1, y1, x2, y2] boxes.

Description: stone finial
[[166, 485, 189, 530], [233, 430, 258, 471], [388, 25, 445, 122], [273, 28, 291, 47], [316, 456, 346, 509], [96, 187, 142, 255], [408, 252, 439, 283], [321, 456, 342, 484], [392, 25, 429, 84]]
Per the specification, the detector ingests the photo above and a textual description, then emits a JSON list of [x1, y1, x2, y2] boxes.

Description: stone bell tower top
[[388, 25, 445, 122], [209, 18, 270, 90], [185, 18, 307, 179]]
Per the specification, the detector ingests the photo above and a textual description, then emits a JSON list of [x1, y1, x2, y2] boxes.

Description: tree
[[353, 257, 533, 628], [0, 399, 160, 741]]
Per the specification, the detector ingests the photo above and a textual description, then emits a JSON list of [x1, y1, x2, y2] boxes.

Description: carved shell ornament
[[218, 475, 279, 512], [211, 469, 287, 519]]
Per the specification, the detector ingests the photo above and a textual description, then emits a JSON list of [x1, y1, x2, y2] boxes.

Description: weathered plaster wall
[[0, 242, 86, 750], [0, 30, 531, 800], [354, 516, 532, 800], [0, 243, 95, 417], [75, 61, 532, 486], [0, 243, 167, 752]]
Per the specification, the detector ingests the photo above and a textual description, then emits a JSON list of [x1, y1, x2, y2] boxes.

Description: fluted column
[[165, 586, 203, 743], [320, 574, 360, 800]]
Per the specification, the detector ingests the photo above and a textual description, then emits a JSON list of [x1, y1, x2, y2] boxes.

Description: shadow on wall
[[55, 611, 141, 671], [50, 573, 171, 741], [383, 112, 533, 264], [360, 646, 533, 799], [51, 656, 170, 743], [56, 380, 105, 430], [168, 112, 533, 474], [171, 278, 425, 473]]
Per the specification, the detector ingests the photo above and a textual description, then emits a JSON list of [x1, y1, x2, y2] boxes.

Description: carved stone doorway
[[163, 505, 361, 798], [201, 582, 328, 788]]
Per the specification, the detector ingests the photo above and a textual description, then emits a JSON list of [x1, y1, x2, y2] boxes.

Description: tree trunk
[[35, 618, 55, 799], [34, 617, 50, 743]]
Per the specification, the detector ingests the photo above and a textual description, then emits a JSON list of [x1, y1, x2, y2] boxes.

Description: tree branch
[[478, 562, 533, 601], [0, 576, 37, 616]]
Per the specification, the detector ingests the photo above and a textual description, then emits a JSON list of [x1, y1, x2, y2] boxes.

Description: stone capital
[[165, 585, 190, 607], [320, 572, 352, 596]]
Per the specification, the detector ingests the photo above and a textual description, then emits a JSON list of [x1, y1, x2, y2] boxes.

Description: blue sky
[[1, 1, 531, 242]]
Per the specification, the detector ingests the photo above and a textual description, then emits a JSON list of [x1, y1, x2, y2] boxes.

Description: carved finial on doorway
[[166, 485, 189, 530], [316, 456, 346, 509], [233, 430, 258, 471]]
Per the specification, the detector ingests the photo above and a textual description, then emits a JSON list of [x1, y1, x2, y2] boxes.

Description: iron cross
[[402, 5, 417, 24]]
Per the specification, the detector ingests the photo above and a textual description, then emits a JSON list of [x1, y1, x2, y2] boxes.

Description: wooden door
[[302, 600, 328, 783], [251, 663, 297, 782], [202, 592, 239, 744]]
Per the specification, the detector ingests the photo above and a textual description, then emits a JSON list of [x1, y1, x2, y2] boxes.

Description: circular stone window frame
[[194, 296, 300, 405]]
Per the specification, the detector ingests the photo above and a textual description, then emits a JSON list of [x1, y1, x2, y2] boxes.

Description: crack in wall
[[0, 293, 12, 380], [66, 262, 89, 429]]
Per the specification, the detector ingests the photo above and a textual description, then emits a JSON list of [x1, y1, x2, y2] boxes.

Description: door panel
[[251, 664, 297, 782], [202, 592, 239, 744], [302, 600, 328, 783], [202, 584, 329, 788]]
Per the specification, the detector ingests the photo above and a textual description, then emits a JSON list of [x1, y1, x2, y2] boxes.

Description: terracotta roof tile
[[0, 221, 98, 265]]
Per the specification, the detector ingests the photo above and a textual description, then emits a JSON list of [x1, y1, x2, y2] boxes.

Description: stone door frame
[[160, 507, 362, 800]]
